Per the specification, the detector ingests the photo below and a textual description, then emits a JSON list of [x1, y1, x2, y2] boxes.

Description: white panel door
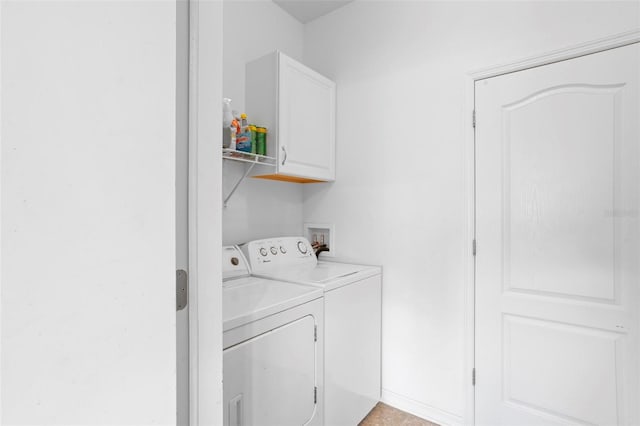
[[1, 2, 177, 424], [475, 43, 639, 426]]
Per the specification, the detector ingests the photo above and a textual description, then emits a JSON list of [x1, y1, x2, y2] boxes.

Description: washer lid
[[223, 276, 322, 332], [258, 261, 381, 290], [301, 262, 371, 283]]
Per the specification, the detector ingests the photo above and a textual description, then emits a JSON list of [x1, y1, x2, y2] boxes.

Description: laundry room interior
[[219, 1, 639, 425], [1, 1, 638, 425]]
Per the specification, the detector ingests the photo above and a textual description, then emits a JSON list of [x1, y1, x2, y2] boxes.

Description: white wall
[[1, 2, 177, 424], [303, 2, 639, 424], [222, 0, 305, 245]]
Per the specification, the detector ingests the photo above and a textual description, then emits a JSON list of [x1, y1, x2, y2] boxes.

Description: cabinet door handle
[[281, 146, 287, 166], [229, 394, 242, 426]]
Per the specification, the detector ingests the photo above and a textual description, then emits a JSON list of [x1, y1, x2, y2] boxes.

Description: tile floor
[[358, 403, 439, 426]]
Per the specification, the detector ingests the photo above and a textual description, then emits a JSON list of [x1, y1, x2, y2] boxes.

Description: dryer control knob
[[259, 247, 268, 257], [280, 246, 287, 254], [270, 246, 278, 255], [297, 241, 307, 254]]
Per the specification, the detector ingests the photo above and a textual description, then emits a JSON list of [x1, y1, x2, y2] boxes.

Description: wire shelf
[[222, 148, 277, 207], [222, 149, 276, 167]]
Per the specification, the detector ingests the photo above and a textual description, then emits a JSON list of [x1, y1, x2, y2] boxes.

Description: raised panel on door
[[475, 43, 639, 426], [502, 315, 621, 425], [504, 85, 620, 302], [278, 54, 335, 181], [223, 315, 317, 426]]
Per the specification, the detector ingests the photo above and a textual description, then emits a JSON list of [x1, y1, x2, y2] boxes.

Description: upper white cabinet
[[246, 51, 336, 183]]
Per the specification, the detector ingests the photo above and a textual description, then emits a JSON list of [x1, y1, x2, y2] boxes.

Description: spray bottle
[[222, 98, 234, 148]]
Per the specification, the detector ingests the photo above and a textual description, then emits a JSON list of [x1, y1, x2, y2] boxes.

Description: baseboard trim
[[381, 389, 463, 426]]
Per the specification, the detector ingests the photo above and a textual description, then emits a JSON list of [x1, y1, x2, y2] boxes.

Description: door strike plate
[[176, 269, 188, 311]]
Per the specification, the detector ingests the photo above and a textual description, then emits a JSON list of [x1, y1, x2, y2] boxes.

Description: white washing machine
[[241, 237, 382, 426], [222, 246, 324, 426]]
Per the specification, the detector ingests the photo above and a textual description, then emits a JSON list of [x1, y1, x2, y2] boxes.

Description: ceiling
[[273, 0, 354, 23]]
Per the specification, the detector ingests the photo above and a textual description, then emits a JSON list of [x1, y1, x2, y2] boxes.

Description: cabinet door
[[278, 54, 336, 181]]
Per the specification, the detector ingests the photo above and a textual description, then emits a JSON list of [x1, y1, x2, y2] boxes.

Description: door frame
[[462, 29, 640, 426], [188, 1, 224, 425]]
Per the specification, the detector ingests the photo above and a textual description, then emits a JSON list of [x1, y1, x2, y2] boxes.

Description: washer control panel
[[240, 237, 317, 272]]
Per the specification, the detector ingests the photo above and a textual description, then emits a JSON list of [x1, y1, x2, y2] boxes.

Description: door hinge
[[176, 269, 188, 311], [472, 368, 476, 386], [472, 239, 477, 256], [314, 386, 317, 404], [472, 109, 476, 128]]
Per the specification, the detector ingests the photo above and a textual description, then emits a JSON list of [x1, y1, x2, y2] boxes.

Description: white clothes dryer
[[241, 237, 382, 426], [222, 246, 324, 426]]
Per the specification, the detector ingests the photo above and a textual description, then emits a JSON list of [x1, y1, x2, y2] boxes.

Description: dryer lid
[[223, 276, 321, 331]]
